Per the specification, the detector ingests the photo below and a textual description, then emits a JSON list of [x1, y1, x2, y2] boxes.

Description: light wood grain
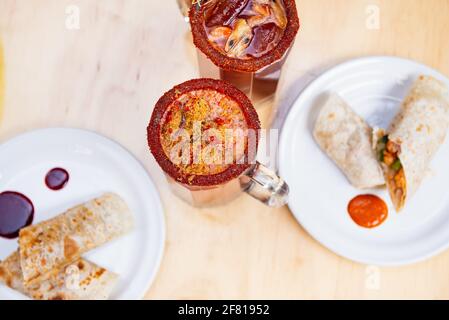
[[0, 41, 4, 122], [1, 0, 449, 300]]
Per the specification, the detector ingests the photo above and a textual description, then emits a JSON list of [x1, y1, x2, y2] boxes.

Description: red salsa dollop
[[348, 194, 388, 229]]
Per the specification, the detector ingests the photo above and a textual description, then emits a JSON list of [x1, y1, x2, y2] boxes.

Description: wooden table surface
[[1, 0, 449, 299]]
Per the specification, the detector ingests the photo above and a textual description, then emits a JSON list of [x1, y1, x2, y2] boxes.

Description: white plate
[[0, 128, 165, 299], [279, 56, 449, 266]]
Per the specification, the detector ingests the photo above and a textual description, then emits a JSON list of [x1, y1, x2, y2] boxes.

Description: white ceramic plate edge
[[0, 127, 166, 299], [278, 56, 449, 266]]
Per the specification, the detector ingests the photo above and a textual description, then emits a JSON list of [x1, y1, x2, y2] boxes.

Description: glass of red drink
[[188, 0, 300, 105], [148, 78, 289, 207]]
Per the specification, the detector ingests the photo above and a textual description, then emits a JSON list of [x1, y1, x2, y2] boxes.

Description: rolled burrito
[[376, 75, 449, 211], [314, 93, 385, 189], [0, 251, 118, 300], [19, 193, 134, 284]]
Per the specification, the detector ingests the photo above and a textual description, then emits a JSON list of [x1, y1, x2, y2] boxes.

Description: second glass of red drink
[[188, 0, 300, 106]]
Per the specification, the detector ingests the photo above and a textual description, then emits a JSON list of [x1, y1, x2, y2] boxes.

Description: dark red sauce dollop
[[45, 168, 69, 191], [0, 191, 34, 239]]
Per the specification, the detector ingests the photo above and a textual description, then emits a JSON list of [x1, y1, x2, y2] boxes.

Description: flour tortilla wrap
[[313, 93, 385, 189], [0, 251, 118, 300], [19, 193, 134, 284], [383, 75, 449, 211]]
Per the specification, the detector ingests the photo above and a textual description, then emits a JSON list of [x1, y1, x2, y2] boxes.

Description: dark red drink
[[190, 0, 300, 105]]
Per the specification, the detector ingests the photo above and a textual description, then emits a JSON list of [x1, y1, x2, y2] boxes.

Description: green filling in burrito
[[376, 135, 406, 210]]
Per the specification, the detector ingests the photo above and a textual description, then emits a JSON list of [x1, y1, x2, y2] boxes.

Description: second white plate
[[0, 128, 165, 299], [279, 56, 449, 266]]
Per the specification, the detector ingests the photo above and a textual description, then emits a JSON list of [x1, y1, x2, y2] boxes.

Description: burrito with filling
[[375, 75, 449, 211], [19, 193, 134, 284], [313, 93, 385, 189], [0, 251, 118, 300]]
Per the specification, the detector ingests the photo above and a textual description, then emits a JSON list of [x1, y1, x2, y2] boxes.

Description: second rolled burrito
[[0, 251, 118, 300], [18, 193, 134, 284], [376, 75, 449, 211]]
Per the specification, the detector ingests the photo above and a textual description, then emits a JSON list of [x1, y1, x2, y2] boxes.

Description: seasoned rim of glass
[[147, 78, 261, 186], [189, 0, 300, 73]]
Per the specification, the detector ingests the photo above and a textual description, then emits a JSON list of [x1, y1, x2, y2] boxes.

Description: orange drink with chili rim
[[159, 88, 250, 179], [148, 79, 289, 207]]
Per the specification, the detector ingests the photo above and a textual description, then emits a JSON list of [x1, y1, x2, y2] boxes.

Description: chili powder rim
[[147, 78, 261, 186], [189, 0, 300, 73]]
